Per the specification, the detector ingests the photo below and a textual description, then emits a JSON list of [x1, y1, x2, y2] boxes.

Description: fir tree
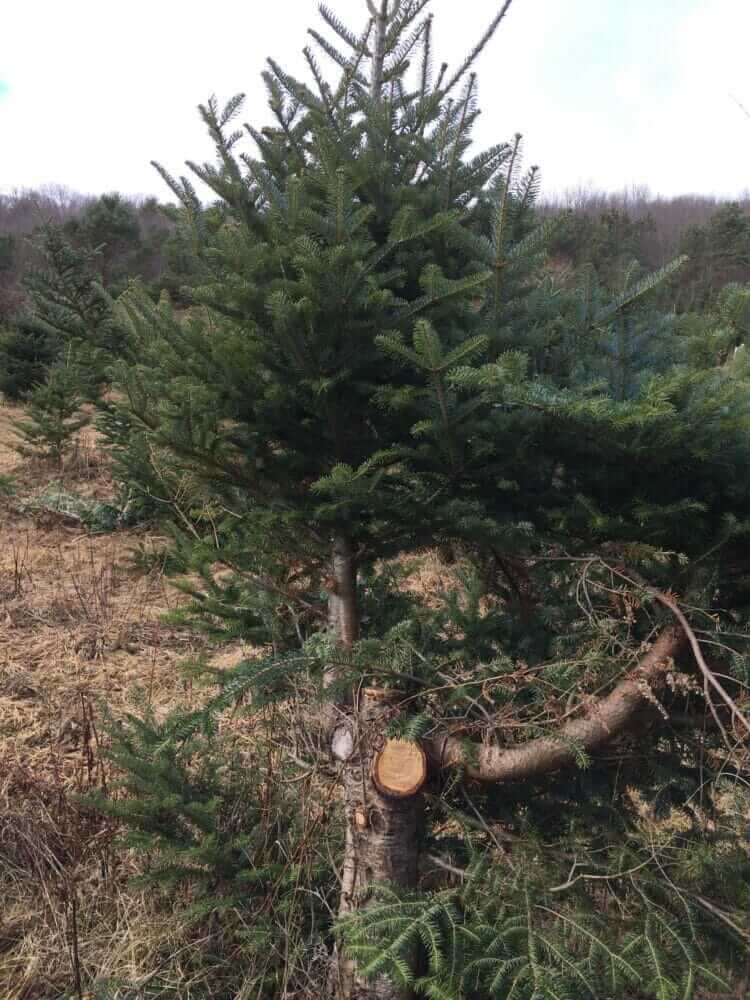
[[65, 192, 143, 291], [12, 354, 91, 465], [85, 705, 335, 996], [675, 202, 750, 311], [97, 3, 750, 998], [0, 222, 122, 399], [0, 315, 57, 400]]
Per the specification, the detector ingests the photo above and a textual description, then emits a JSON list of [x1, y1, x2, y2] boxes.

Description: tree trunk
[[331, 687, 424, 1000], [368, 0, 390, 101], [322, 542, 683, 995], [324, 536, 423, 998], [323, 534, 359, 731], [328, 534, 360, 650]]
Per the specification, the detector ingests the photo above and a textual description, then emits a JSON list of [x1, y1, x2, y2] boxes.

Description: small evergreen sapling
[[85, 705, 335, 996], [0, 223, 118, 400], [13, 356, 90, 465], [0, 317, 58, 401]]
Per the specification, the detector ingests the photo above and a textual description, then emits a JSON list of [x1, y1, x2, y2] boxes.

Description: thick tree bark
[[332, 687, 423, 1000], [429, 627, 683, 783]]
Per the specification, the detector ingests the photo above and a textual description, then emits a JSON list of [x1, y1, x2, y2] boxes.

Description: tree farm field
[[2, 2, 750, 997], [0, 405, 747, 999], [0, 407, 260, 997], [0, 407, 462, 998]]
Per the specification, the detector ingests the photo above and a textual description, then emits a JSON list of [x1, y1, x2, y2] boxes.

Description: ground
[[0, 403, 254, 998], [0, 399, 461, 999], [1, 402, 745, 999]]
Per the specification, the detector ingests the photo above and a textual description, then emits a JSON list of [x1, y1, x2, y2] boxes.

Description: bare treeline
[[0, 185, 92, 232], [0, 187, 174, 320], [2, 182, 749, 322], [0, 184, 172, 234], [541, 184, 750, 265], [0, 187, 94, 306]]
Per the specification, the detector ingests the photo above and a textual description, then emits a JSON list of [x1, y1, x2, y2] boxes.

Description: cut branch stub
[[332, 725, 355, 761], [372, 738, 428, 799]]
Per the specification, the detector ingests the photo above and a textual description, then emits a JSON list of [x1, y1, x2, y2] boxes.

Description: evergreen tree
[[66, 192, 143, 291], [550, 204, 657, 287], [100, 3, 750, 998], [85, 705, 335, 997], [0, 233, 15, 275], [0, 222, 122, 398], [675, 202, 750, 311], [0, 315, 57, 400], [12, 354, 90, 465]]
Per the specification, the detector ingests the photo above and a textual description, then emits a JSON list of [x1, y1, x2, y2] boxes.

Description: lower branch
[[429, 627, 684, 783]]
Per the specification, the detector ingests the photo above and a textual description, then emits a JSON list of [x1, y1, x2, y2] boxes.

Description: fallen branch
[[429, 627, 684, 784], [609, 567, 750, 747]]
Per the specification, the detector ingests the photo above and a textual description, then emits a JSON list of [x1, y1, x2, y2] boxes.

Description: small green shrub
[[0, 320, 57, 400], [85, 706, 337, 997], [13, 358, 91, 465]]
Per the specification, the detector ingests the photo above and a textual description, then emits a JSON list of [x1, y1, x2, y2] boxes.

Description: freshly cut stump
[[372, 738, 427, 799]]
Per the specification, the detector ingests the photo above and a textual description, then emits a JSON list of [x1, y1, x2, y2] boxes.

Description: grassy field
[[1, 402, 746, 999], [0, 397, 465, 999], [0, 403, 262, 998]]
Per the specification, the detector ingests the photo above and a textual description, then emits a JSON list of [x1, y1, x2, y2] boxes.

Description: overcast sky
[[2, 0, 749, 202]]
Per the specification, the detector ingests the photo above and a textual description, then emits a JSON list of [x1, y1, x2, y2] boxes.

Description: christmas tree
[[96, 2, 750, 997], [0, 222, 121, 400], [12, 351, 91, 466]]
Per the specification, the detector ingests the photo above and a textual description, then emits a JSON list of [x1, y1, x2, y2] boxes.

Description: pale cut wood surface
[[372, 738, 427, 798]]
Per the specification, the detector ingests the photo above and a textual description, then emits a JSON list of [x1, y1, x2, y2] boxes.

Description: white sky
[[2, 0, 750, 201]]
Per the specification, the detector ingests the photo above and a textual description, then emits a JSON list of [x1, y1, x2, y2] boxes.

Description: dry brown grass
[[0, 405, 258, 998], [1, 401, 745, 998]]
